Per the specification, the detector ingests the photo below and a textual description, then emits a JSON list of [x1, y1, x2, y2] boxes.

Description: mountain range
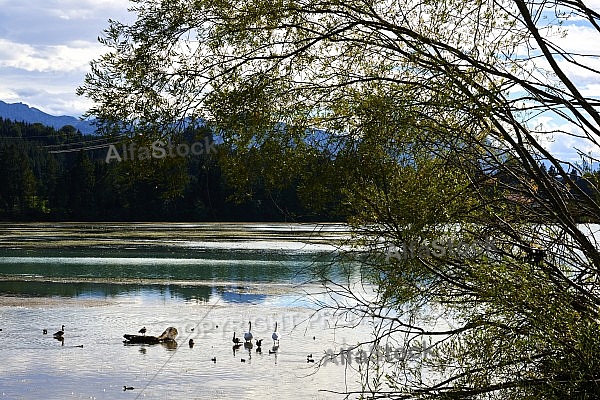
[[0, 100, 96, 134]]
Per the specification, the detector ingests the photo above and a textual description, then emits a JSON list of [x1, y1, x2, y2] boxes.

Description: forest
[[0, 117, 341, 221], [1, 116, 597, 224]]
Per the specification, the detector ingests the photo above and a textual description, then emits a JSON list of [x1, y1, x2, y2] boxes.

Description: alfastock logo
[[105, 137, 217, 163]]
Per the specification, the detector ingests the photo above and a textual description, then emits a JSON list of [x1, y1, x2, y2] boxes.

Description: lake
[[0, 222, 372, 399]]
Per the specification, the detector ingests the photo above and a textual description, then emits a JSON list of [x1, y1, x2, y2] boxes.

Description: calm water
[[0, 223, 370, 399]]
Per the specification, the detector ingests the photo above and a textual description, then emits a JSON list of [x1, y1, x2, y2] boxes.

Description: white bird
[[244, 321, 253, 342], [272, 321, 280, 345]]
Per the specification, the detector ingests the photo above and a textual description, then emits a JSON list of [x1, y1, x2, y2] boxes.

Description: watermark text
[[105, 137, 216, 163], [385, 237, 498, 261]]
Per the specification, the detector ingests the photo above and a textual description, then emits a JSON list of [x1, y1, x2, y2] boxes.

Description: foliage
[[0, 118, 334, 221], [78, 0, 600, 398]]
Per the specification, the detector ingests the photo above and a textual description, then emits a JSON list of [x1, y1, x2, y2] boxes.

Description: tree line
[[2, 116, 599, 224], [0, 117, 341, 221]]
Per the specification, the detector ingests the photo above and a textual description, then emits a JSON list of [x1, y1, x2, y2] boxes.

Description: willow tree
[[79, 0, 600, 397]]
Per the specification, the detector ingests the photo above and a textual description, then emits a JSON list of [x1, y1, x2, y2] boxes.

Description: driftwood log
[[123, 327, 178, 344]]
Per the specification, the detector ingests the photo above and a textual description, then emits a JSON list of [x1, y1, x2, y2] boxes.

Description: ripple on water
[[0, 297, 368, 399]]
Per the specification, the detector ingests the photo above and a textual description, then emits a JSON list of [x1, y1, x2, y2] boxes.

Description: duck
[[211, 357, 217, 363], [123, 386, 134, 391], [272, 322, 280, 345], [232, 343, 242, 355], [42, 329, 47, 335], [138, 327, 146, 336], [189, 339, 195, 348], [232, 332, 242, 345], [255, 338, 263, 347], [53, 325, 65, 338], [244, 321, 253, 342]]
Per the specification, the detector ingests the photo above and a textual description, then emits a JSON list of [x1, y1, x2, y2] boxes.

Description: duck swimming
[[53, 325, 65, 338]]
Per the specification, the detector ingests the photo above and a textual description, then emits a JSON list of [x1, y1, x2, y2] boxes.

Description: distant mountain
[[0, 100, 96, 134]]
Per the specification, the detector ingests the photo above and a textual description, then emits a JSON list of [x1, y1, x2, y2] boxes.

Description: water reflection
[[219, 290, 267, 303], [0, 222, 360, 308], [163, 341, 178, 351], [269, 346, 279, 364], [0, 279, 309, 305], [123, 340, 178, 350], [0, 280, 213, 302], [0, 222, 350, 289]]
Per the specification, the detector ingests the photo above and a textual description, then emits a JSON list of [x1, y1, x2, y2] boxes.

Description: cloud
[[506, 17, 600, 161], [0, 0, 132, 116], [0, 66, 94, 115], [0, 36, 104, 115], [0, 38, 102, 72], [0, 0, 134, 44], [528, 112, 600, 163]]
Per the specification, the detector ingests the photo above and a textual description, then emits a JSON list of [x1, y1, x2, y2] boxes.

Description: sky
[[0, 0, 598, 163], [0, 0, 133, 117]]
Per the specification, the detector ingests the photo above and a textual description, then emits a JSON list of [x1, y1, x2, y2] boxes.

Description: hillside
[[0, 100, 95, 134]]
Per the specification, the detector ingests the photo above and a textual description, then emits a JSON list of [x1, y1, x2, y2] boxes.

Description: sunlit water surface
[[0, 223, 370, 399]]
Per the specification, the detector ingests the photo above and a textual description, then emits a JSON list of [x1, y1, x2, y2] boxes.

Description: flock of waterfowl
[[36, 320, 303, 356], [29, 319, 318, 392], [36, 320, 314, 360], [231, 321, 283, 362], [118, 321, 291, 392], [229, 321, 280, 348]]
